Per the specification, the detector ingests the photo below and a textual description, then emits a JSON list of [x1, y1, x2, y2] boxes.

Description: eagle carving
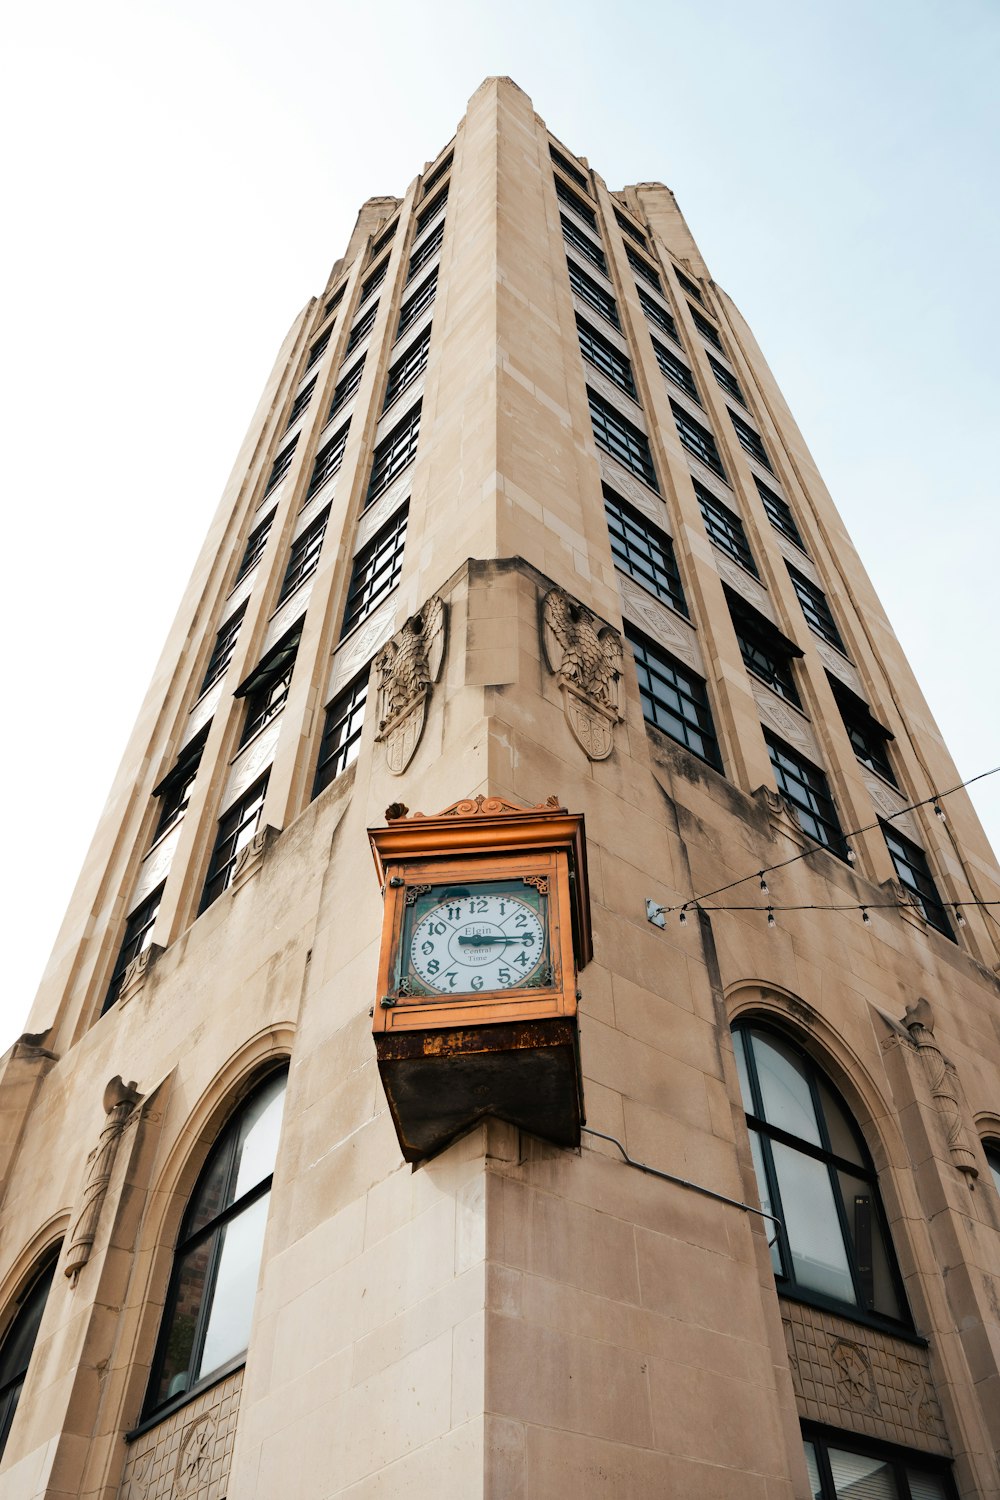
[[541, 588, 623, 760], [374, 595, 447, 773]]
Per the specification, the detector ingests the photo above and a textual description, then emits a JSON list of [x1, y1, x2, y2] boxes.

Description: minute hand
[[457, 933, 536, 946]]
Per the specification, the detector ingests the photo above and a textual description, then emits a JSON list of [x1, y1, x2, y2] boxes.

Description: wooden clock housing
[[369, 794, 591, 1162]]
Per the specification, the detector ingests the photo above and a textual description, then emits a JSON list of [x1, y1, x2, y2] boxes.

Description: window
[[200, 602, 246, 695], [984, 1141, 1000, 1198], [262, 434, 298, 498], [829, 677, 897, 786], [328, 357, 365, 418], [361, 259, 388, 304], [305, 328, 331, 371], [787, 564, 847, 653], [366, 402, 421, 504], [278, 507, 329, 603], [614, 210, 647, 248], [626, 245, 662, 292], [708, 353, 745, 405], [554, 174, 597, 229], [285, 376, 316, 430], [604, 488, 687, 617], [383, 325, 431, 410], [407, 219, 444, 282], [734, 1022, 908, 1324], [234, 515, 273, 586], [143, 1068, 287, 1417], [323, 285, 344, 321], [673, 266, 703, 303], [690, 307, 723, 349], [396, 268, 437, 338], [653, 340, 700, 402], [766, 732, 848, 858], [561, 214, 607, 273], [881, 822, 955, 938], [626, 626, 723, 770], [803, 1428, 956, 1500], [588, 389, 659, 491], [314, 672, 368, 795], [577, 317, 637, 399], [756, 477, 807, 553], [697, 483, 759, 576], [729, 594, 801, 707], [370, 218, 397, 259], [152, 728, 209, 842], [730, 410, 773, 470], [306, 426, 349, 499], [101, 884, 164, 1013], [549, 144, 589, 192], [638, 287, 679, 342], [345, 301, 379, 356], [421, 151, 453, 196], [341, 504, 408, 637], [670, 399, 726, 478], [567, 259, 619, 328], [236, 625, 301, 746], [200, 774, 269, 912], [0, 1250, 59, 1459], [415, 185, 448, 235]]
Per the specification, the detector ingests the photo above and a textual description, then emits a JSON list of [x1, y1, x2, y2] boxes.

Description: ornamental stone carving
[[175, 1414, 216, 1495], [542, 588, 623, 761], [230, 826, 271, 893], [65, 1076, 141, 1283], [903, 996, 979, 1178], [374, 595, 447, 774], [831, 1339, 880, 1413], [119, 943, 161, 1007]]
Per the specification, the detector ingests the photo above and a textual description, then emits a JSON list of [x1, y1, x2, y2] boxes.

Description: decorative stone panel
[[597, 453, 663, 526], [781, 1303, 948, 1454], [120, 1368, 243, 1500], [617, 574, 703, 673]]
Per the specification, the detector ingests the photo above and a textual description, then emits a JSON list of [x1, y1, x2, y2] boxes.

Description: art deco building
[[3, 77, 1000, 1500]]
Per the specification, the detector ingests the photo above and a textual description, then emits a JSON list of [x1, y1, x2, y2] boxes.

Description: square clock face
[[398, 877, 553, 999]]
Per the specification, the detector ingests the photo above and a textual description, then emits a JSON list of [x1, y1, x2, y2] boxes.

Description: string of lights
[[663, 898, 1000, 930]]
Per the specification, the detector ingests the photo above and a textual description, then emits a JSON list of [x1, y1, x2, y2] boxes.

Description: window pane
[[196, 1195, 270, 1381], [906, 1472, 949, 1500], [827, 1448, 898, 1499], [232, 1073, 286, 1200], [751, 1031, 821, 1144], [734, 1029, 754, 1113], [803, 1440, 823, 1500], [817, 1080, 865, 1166], [836, 1170, 903, 1321], [185, 1146, 232, 1240], [749, 1132, 783, 1277], [154, 1236, 214, 1403], [771, 1142, 856, 1304]]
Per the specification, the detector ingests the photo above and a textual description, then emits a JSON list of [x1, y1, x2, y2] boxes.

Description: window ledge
[[778, 1287, 927, 1348], [125, 1355, 246, 1442]]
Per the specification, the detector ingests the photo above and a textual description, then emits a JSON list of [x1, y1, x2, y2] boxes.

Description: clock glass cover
[[402, 879, 551, 997]]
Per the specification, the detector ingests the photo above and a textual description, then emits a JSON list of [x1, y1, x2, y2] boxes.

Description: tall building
[[2, 76, 999, 1500]]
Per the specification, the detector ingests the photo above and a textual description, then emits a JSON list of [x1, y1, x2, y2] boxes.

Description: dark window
[[152, 727, 209, 842], [673, 266, 703, 303], [554, 174, 597, 229], [567, 259, 619, 328], [729, 595, 801, 707], [407, 219, 444, 282], [329, 357, 365, 418], [0, 1250, 59, 1459], [200, 774, 269, 912], [314, 672, 368, 796], [577, 317, 637, 399], [803, 1427, 956, 1500], [421, 151, 453, 196], [766, 732, 848, 858], [691, 307, 722, 349], [415, 185, 448, 234], [984, 1141, 1000, 1199], [237, 625, 301, 746], [588, 389, 659, 491], [383, 325, 431, 410], [829, 677, 897, 786], [614, 210, 647, 248], [561, 214, 607, 273], [787, 564, 847, 653], [262, 434, 298, 497], [735, 1022, 908, 1325], [730, 410, 772, 470], [653, 340, 699, 402], [144, 1068, 287, 1416], [370, 219, 397, 260], [200, 602, 246, 694], [756, 477, 807, 552], [397, 268, 437, 338], [696, 483, 758, 576], [626, 245, 662, 292], [361, 259, 388, 304], [234, 515, 273, 586], [306, 425, 349, 499], [708, 354, 745, 405], [285, 376, 316, 430], [278, 506, 329, 603], [626, 626, 723, 770], [345, 301, 379, 356], [549, 144, 589, 192], [366, 402, 421, 504], [670, 399, 726, 478], [342, 505, 408, 637], [881, 822, 955, 938], [604, 488, 687, 617], [305, 328, 331, 371], [323, 285, 344, 321], [639, 288, 679, 342], [102, 884, 164, 1013]]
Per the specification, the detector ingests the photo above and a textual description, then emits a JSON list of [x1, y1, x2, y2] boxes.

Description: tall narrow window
[[360, 258, 388, 304], [626, 625, 723, 771], [696, 483, 758, 575], [306, 426, 349, 499], [639, 288, 679, 343], [588, 390, 659, 491], [407, 219, 444, 282], [200, 775, 269, 912], [765, 732, 848, 858], [383, 325, 431, 410], [262, 434, 298, 498], [626, 245, 661, 291], [560, 215, 606, 273], [614, 209, 647, 248], [421, 151, 453, 196], [345, 301, 378, 356], [756, 477, 807, 553], [234, 515, 273, 586], [554, 175, 597, 229], [653, 340, 700, 402], [396, 270, 437, 338], [102, 884, 164, 1013], [285, 376, 316, 431], [673, 266, 703, 303], [200, 602, 246, 695], [708, 354, 745, 406], [366, 405, 421, 504], [415, 185, 448, 234], [152, 727, 209, 843], [787, 564, 847, 653], [829, 677, 897, 786], [604, 488, 688, 617], [577, 317, 637, 399], [881, 822, 955, 939], [277, 507, 329, 603], [341, 505, 408, 637], [549, 144, 589, 192], [236, 625, 302, 746], [670, 400, 726, 478], [729, 595, 802, 707], [328, 357, 365, 418], [690, 307, 723, 349], [313, 672, 368, 796], [0, 1249, 60, 1459], [730, 410, 773, 470], [143, 1068, 287, 1418], [567, 260, 620, 328], [304, 328, 331, 371]]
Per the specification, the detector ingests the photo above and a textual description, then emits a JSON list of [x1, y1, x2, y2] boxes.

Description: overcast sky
[[1, 0, 998, 1050]]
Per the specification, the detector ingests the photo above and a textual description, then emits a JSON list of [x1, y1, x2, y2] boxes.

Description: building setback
[[2, 75, 1000, 1499]]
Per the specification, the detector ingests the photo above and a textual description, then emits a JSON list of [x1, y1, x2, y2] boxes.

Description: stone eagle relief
[[541, 587, 623, 761], [374, 594, 447, 774]]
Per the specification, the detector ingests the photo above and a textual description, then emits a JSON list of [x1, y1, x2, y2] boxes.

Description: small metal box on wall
[[369, 794, 592, 1162]]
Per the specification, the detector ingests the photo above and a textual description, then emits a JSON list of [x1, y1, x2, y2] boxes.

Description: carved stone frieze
[[119, 943, 162, 1007], [119, 1368, 244, 1500], [65, 1077, 141, 1283], [374, 595, 447, 774], [831, 1339, 880, 1413], [617, 574, 701, 671], [714, 552, 769, 613], [598, 454, 662, 523], [903, 996, 979, 1178], [814, 638, 862, 693], [751, 680, 816, 756], [230, 827, 271, 894], [864, 776, 919, 841], [542, 588, 623, 760], [332, 602, 397, 691], [175, 1414, 216, 1495]]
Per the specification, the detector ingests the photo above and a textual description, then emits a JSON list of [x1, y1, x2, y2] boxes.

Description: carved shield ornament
[[375, 595, 447, 774], [541, 588, 623, 761]]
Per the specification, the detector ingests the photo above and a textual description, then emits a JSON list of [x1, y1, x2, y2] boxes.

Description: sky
[[1, 0, 998, 1050]]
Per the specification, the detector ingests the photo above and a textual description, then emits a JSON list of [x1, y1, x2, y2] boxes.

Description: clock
[[404, 879, 550, 997]]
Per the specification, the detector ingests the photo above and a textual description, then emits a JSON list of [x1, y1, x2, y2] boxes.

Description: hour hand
[[456, 933, 535, 946]]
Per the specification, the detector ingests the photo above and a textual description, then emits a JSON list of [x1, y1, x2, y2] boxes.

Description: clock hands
[[456, 933, 536, 946]]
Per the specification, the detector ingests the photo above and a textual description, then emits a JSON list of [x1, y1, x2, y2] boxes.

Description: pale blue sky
[[1, 0, 997, 1043]]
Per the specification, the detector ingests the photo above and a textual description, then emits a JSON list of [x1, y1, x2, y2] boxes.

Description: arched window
[[144, 1066, 287, 1418], [734, 1022, 909, 1328], [0, 1248, 59, 1460], [984, 1139, 1000, 1199]]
